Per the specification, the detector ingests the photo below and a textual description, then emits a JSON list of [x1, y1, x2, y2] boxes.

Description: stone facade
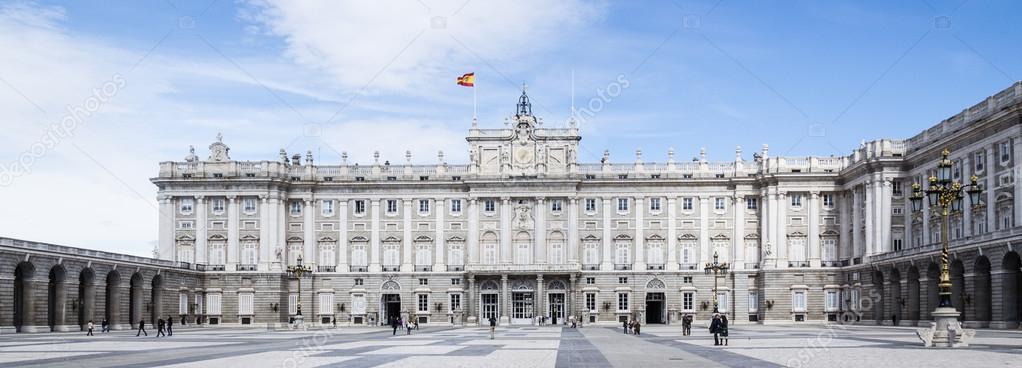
[[3, 83, 1022, 333]]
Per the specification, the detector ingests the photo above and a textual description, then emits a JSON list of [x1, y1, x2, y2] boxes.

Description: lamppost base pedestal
[[292, 315, 305, 330], [917, 307, 975, 347]]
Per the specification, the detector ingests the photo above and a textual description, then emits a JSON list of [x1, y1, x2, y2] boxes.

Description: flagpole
[[473, 79, 477, 120]]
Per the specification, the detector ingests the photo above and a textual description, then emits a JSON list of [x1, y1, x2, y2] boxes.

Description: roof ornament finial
[[516, 83, 532, 117]]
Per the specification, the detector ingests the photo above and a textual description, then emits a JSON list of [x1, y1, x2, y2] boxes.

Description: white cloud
[[241, 0, 604, 92]]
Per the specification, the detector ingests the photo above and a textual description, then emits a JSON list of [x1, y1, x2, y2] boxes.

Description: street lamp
[[909, 149, 982, 346], [286, 255, 312, 322], [704, 251, 730, 314]]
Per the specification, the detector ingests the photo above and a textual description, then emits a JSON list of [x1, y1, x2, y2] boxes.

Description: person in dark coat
[[623, 319, 629, 334], [166, 316, 173, 336], [682, 314, 693, 336], [136, 319, 148, 336], [156, 318, 166, 337], [488, 316, 497, 340], [710, 314, 722, 346], [719, 314, 729, 346], [633, 320, 641, 336], [101, 319, 109, 333], [391, 317, 400, 336]]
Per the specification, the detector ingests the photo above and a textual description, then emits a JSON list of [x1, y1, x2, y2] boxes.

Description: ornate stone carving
[[513, 203, 534, 230], [646, 278, 666, 289], [381, 280, 401, 290]]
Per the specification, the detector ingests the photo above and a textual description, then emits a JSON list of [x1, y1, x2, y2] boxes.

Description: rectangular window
[[822, 194, 834, 207], [354, 278, 364, 286], [196, 295, 204, 315], [683, 276, 693, 284], [179, 293, 188, 315], [975, 152, 985, 172], [748, 293, 758, 313], [319, 293, 334, 315], [288, 294, 298, 315], [212, 199, 225, 214], [321, 200, 334, 216], [1001, 141, 1011, 163], [825, 290, 838, 311], [682, 197, 693, 210], [354, 200, 366, 215], [419, 199, 430, 213], [792, 291, 807, 312], [551, 200, 563, 212], [207, 294, 222, 315], [484, 200, 496, 212], [714, 197, 726, 211], [419, 278, 428, 285], [417, 294, 429, 313], [683, 292, 694, 311], [450, 199, 462, 213], [617, 293, 629, 311], [892, 181, 903, 196], [290, 201, 302, 216], [451, 278, 461, 285], [618, 277, 628, 284], [450, 294, 462, 311], [386, 199, 397, 214], [586, 293, 597, 312], [585, 277, 595, 284], [617, 198, 629, 212], [179, 198, 194, 214], [649, 197, 661, 212], [585, 198, 597, 212], [746, 197, 758, 210], [716, 292, 729, 312], [243, 198, 257, 214], [791, 194, 803, 207]]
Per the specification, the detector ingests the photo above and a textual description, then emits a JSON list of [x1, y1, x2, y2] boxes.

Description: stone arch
[[78, 268, 96, 331], [950, 259, 965, 318], [13, 261, 36, 333], [480, 280, 500, 291], [872, 270, 884, 324], [906, 266, 921, 321], [48, 264, 67, 331], [645, 278, 666, 290], [547, 280, 567, 290], [105, 270, 121, 327], [381, 280, 401, 290], [974, 256, 992, 323], [1001, 251, 1022, 326], [150, 274, 164, 323], [925, 262, 940, 320], [129, 272, 144, 327], [890, 268, 902, 325]]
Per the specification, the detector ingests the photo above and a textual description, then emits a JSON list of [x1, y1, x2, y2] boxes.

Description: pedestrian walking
[[719, 314, 729, 346], [86, 320, 94, 336], [488, 316, 497, 340], [101, 319, 109, 333], [682, 314, 692, 336], [710, 314, 722, 346], [634, 321, 641, 336], [569, 315, 576, 328], [391, 317, 400, 336], [406, 319, 413, 335], [136, 319, 148, 337], [166, 316, 173, 336], [413, 320, 419, 330], [892, 314, 898, 326], [156, 318, 166, 337], [622, 319, 629, 334]]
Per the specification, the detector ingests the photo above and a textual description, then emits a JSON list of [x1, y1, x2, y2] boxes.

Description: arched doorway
[[78, 268, 95, 331], [14, 262, 36, 333], [48, 265, 67, 331], [872, 270, 884, 324], [890, 268, 902, 325], [951, 259, 965, 321], [974, 256, 992, 325], [380, 280, 402, 325], [151, 274, 163, 323], [105, 270, 121, 329], [129, 273, 143, 328], [1002, 252, 1022, 327], [925, 263, 940, 320], [907, 266, 921, 322]]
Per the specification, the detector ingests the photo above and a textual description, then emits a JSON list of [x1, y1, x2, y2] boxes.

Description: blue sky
[[1, 0, 1020, 256]]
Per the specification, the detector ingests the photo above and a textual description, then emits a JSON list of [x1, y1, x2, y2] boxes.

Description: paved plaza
[[0, 324, 1020, 367]]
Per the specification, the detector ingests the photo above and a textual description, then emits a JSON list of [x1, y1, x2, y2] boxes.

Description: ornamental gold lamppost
[[909, 148, 982, 347], [704, 251, 730, 314], [287, 255, 313, 325]]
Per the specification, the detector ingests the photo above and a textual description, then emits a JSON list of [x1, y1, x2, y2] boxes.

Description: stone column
[[1015, 137, 1022, 227], [569, 274, 577, 319], [864, 180, 875, 256], [962, 155, 973, 237], [467, 276, 477, 323], [987, 147, 997, 231], [852, 187, 862, 258], [881, 179, 893, 253], [601, 196, 613, 270], [776, 192, 788, 267], [839, 192, 851, 260], [227, 195, 239, 265], [338, 200, 349, 269], [635, 197, 646, 270], [699, 195, 710, 264], [536, 274, 544, 324], [501, 274, 510, 324], [259, 195, 270, 269], [158, 195, 175, 260], [370, 199, 382, 273], [277, 195, 286, 268], [667, 197, 679, 271], [568, 197, 579, 264], [468, 199, 480, 264], [304, 199, 315, 266], [401, 199, 413, 272], [762, 189, 774, 268], [435, 198, 446, 271], [809, 192, 821, 267], [195, 196, 207, 264], [535, 197, 546, 264], [501, 197, 512, 264], [733, 194, 746, 269]]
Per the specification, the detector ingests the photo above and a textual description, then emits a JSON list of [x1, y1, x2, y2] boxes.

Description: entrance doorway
[[382, 294, 401, 324], [511, 292, 534, 325], [481, 293, 499, 322], [645, 293, 665, 324], [549, 293, 564, 325]]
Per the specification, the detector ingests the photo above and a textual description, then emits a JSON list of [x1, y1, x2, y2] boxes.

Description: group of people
[[709, 313, 729, 346], [389, 316, 419, 335], [135, 316, 175, 337], [622, 319, 642, 335], [84, 319, 113, 335]]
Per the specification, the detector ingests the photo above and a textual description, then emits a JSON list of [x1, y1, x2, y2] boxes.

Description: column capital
[[535, 196, 545, 203], [501, 274, 509, 281], [470, 198, 478, 204], [537, 274, 544, 280], [810, 191, 820, 198], [304, 198, 312, 204], [569, 197, 578, 203], [501, 196, 511, 203], [227, 195, 237, 201], [194, 195, 205, 202], [259, 194, 268, 201], [159, 194, 173, 202]]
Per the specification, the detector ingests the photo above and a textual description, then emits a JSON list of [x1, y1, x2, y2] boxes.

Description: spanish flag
[[457, 72, 475, 87]]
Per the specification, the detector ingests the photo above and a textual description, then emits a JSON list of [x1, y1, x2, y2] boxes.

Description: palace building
[[3, 82, 1022, 333]]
